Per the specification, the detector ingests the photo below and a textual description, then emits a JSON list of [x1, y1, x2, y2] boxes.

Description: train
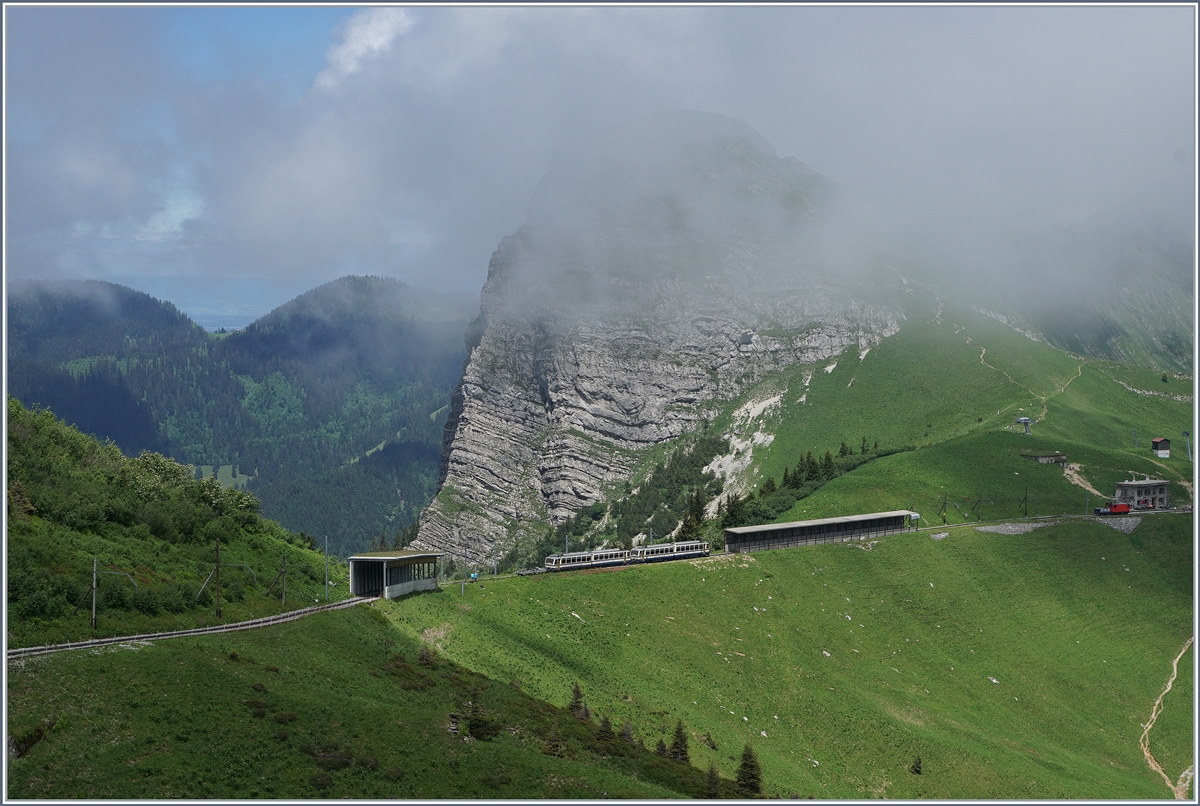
[[1094, 502, 1132, 515], [544, 540, 711, 571]]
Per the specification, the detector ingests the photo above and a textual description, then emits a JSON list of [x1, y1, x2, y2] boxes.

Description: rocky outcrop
[[412, 112, 904, 565]]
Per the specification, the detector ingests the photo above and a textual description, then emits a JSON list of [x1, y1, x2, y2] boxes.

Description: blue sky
[[5, 6, 1194, 329], [162, 7, 351, 96]]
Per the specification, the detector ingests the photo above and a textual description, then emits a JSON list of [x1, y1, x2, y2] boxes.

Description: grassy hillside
[[6, 397, 350, 649], [7, 606, 731, 799], [705, 301, 1191, 509], [379, 514, 1193, 799]]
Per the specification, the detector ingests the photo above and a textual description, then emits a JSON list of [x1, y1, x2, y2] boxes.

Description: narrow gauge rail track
[[6, 596, 377, 661]]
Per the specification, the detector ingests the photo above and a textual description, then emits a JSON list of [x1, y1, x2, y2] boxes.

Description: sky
[[5, 5, 1195, 328]]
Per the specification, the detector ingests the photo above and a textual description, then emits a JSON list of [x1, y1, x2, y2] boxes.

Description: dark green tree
[[721, 494, 748, 529], [821, 450, 835, 480], [706, 762, 721, 798], [596, 714, 615, 744], [655, 738, 668, 756], [759, 476, 777, 495], [569, 682, 583, 716], [669, 720, 690, 763], [839, 441, 850, 457], [861, 436, 869, 454], [736, 744, 763, 797], [910, 756, 922, 775]]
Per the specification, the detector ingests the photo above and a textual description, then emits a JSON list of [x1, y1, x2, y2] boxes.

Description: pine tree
[[569, 682, 583, 716], [861, 436, 869, 454], [621, 721, 635, 745], [706, 762, 721, 798], [655, 738, 668, 756], [760, 476, 777, 495], [781, 466, 791, 487], [736, 744, 763, 797], [910, 756, 922, 775], [721, 494, 748, 529], [874, 439, 878, 450], [821, 449, 835, 479], [689, 488, 706, 523], [839, 441, 850, 457], [669, 720, 690, 763], [596, 714, 615, 744], [805, 451, 819, 480]]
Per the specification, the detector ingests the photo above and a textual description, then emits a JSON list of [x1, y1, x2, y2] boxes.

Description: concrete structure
[[348, 550, 442, 599], [724, 510, 918, 554], [1021, 451, 1067, 465], [1151, 437, 1171, 458], [1113, 478, 1170, 510]]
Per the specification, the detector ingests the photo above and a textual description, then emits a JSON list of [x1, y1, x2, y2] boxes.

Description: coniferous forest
[[7, 277, 476, 556]]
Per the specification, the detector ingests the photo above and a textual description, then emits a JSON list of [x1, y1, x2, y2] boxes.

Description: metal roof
[[347, 550, 443, 561], [724, 510, 918, 535], [1115, 478, 1168, 487]]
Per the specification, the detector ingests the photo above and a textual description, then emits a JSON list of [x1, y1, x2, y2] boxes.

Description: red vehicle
[[1094, 502, 1131, 515]]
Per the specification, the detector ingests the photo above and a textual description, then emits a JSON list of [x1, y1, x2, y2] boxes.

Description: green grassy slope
[[6, 397, 351, 648], [380, 514, 1192, 799], [6, 606, 723, 799], [712, 302, 1191, 520]]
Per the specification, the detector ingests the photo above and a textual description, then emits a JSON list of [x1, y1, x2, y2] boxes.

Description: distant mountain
[[7, 276, 477, 556], [995, 206, 1193, 371]]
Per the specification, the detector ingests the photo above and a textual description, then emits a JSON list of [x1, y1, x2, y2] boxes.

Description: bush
[[132, 586, 161, 616], [273, 712, 297, 724], [309, 772, 332, 790]]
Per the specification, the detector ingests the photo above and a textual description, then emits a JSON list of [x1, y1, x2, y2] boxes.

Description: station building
[[348, 550, 443, 599], [724, 510, 918, 554], [1113, 478, 1170, 510]]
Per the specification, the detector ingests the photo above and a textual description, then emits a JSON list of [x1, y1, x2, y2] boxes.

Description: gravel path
[[975, 522, 1053, 535]]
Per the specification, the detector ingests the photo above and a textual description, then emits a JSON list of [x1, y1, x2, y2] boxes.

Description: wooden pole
[[281, 555, 286, 606], [91, 556, 97, 629], [215, 537, 222, 619]]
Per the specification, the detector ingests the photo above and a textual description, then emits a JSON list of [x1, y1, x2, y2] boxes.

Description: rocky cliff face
[[412, 112, 903, 565]]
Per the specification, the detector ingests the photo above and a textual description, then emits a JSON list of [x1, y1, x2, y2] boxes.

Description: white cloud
[[314, 7, 413, 91]]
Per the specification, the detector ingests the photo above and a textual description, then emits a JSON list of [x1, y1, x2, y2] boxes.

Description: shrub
[[274, 730, 288, 742], [384, 767, 406, 781], [273, 712, 297, 724], [309, 772, 332, 790], [251, 682, 265, 692]]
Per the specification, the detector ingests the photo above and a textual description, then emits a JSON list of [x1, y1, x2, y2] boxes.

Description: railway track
[[6, 596, 377, 661]]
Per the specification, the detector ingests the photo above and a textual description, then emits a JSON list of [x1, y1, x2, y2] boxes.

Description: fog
[[5, 6, 1194, 323]]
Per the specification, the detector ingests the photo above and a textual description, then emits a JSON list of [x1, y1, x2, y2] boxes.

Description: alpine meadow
[[6, 6, 1196, 801]]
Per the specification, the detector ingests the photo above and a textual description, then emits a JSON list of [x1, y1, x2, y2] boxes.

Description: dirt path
[[1140, 636, 1194, 799], [1063, 463, 1104, 497]]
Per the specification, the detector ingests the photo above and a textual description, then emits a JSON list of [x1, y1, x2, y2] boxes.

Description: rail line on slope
[[6, 596, 377, 661]]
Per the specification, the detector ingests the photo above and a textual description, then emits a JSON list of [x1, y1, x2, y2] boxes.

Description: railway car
[[628, 540, 710, 563], [543, 540, 710, 571]]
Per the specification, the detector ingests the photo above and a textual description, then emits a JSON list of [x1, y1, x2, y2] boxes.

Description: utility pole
[[281, 555, 286, 606], [214, 536, 222, 619], [91, 556, 97, 629], [324, 536, 329, 602], [1183, 430, 1191, 462], [1133, 429, 1138, 448], [1020, 485, 1028, 518]]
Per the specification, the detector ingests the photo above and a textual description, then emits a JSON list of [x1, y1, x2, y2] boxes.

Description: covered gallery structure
[[348, 550, 443, 599], [724, 510, 918, 554]]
